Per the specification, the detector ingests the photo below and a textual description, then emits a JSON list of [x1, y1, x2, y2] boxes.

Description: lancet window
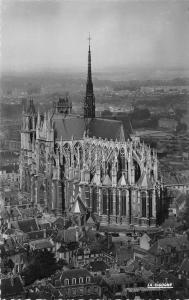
[[148, 190, 153, 218], [92, 187, 98, 213], [141, 192, 146, 217], [102, 189, 108, 215], [108, 189, 113, 215], [116, 190, 119, 215], [121, 190, 126, 216]]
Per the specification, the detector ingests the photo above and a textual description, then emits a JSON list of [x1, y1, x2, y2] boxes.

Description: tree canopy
[[21, 249, 59, 286]]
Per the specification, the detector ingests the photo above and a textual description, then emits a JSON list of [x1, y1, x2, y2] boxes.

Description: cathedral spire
[[87, 33, 92, 89], [84, 33, 95, 119]]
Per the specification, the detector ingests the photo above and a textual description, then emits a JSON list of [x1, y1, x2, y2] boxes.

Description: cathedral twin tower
[[20, 37, 163, 227]]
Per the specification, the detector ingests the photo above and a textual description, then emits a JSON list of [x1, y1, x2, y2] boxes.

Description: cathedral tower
[[84, 33, 95, 119]]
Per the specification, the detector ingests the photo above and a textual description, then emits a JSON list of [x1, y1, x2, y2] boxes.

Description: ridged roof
[[88, 118, 126, 141], [54, 117, 85, 140], [53, 115, 127, 141]]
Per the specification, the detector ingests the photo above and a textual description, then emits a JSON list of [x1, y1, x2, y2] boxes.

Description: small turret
[[55, 94, 72, 115], [26, 98, 36, 116]]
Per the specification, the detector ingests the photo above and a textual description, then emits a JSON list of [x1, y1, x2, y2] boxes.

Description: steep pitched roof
[[53, 115, 128, 142], [54, 116, 86, 140], [71, 195, 86, 214], [88, 118, 125, 141]]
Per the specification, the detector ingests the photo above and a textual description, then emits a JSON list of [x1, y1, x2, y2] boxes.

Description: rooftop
[[53, 115, 128, 142], [18, 218, 38, 233]]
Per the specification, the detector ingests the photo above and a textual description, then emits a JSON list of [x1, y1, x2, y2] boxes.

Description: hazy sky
[[1, 0, 189, 72]]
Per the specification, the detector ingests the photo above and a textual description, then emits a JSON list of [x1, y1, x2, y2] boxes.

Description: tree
[[21, 250, 59, 286]]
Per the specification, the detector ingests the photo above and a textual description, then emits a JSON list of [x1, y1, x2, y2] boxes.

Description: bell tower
[[84, 33, 95, 119]]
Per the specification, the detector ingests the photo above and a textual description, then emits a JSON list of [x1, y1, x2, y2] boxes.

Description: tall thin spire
[[84, 33, 95, 119], [87, 33, 92, 88]]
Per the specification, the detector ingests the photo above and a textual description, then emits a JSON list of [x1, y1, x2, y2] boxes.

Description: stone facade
[[19, 42, 162, 228]]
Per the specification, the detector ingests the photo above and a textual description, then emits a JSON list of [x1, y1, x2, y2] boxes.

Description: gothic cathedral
[[20, 39, 163, 227]]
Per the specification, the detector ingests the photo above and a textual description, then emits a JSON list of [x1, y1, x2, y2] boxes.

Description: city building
[[51, 268, 101, 299], [19, 38, 164, 228]]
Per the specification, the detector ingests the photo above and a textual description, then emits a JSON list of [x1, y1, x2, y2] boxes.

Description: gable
[[71, 195, 86, 214], [118, 173, 127, 186], [102, 174, 112, 186]]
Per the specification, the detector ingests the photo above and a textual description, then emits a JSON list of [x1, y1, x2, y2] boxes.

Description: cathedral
[[20, 38, 163, 227]]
